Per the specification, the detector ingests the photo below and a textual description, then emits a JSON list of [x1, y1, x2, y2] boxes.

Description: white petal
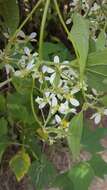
[[94, 113, 101, 124], [90, 113, 98, 119], [92, 88, 98, 96], [18, 30, 25, 38], [26, 62, 34, 70], [104, 109, 107, 116], [54, 56, 60, 63], [51, 96, 57, 107], [42, 65, 48, 73], [71, 108, 77, 114], [29, 32, 37, 39], [55, 114, 61, 123], [66, 18, 72, 25], [42, 66, 54, 73], [14, 70, 21, 77], [39, 102, 46, 109], [45, 92, 50, 98], [71, 87, 80, 95], [70, 98, 80, 107], [59, 101, 69, 114], [50, 73, 56, 84], [24, 47, 30, 56], [47, 67, 54, 73], [35, 97, 43, 104]]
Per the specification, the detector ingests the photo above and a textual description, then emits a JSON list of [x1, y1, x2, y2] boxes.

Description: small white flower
[[54, 55, 60, 64], [55, 114, 61, 124], [24, 47, 30, 56], [91, 112, 101, 125], [70, 98, 80, 107]]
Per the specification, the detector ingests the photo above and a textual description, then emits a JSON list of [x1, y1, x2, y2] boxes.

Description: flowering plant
[[0, 0, 107, 189]]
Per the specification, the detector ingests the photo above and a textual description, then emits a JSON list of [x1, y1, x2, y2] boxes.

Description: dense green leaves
[[10, 152, 31, 181], [67, 112, 83, 161]]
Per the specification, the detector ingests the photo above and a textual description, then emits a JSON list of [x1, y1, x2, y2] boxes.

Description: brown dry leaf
[[89, 176, 107, 190], [100, 137, 107, 149]]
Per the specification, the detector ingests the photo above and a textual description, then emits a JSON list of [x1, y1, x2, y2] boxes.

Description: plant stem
[[54, 0, 78, 58], [39, 0, 50, 60], [31, 78, 42, 128]]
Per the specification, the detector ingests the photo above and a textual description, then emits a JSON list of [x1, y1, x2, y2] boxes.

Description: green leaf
[[68, 162, 94, 190], [0, 94, 6, 112], [29, 155, 57, 189], [10, 152, 31, 182], [42, 42, 71, 61], [86, 48, 107, 91], [67, 112, 83, 161], [89, 155, 107, 177], [0, 0, 19, 34], [0, 117, 8, 135], [99, 95, 107, 106], [87, 48, 107, 66], [0, 118, 8, 162], [69, 14, 89, 78], [96, 30, 106, 51], [52, 172, 73, 190], [82, 121, 107, 153]]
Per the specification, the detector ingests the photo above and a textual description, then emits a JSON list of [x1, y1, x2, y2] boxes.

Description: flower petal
[[94, 113, 101, 125], [55, 114, 61, 124], [70, 98, 80, 107], [54, 55, 60, 63]]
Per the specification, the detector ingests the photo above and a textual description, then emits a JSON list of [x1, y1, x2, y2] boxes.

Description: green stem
[[5, 0, 43, 55], [54, 0, 78, 58], [31, 78, 42, 128], [39, 0, 50, 60]]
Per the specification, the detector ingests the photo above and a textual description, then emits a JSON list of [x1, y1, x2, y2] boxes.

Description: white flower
[[70, 98, 80, 107], [91, 113, 101, 125], [54, 55, 60, 63]]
